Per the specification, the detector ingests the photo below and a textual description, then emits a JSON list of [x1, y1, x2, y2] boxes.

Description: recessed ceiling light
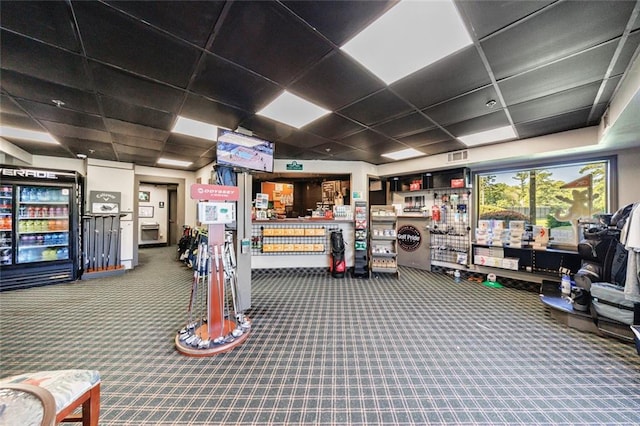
[[458, 126, 517, 146], [171, 116, 218, 141], [0, 126, 58, 144], [257, 91, 330, 128], [51, 99, 65, 108], [341, 0, 472, 84], [381, 148, 424, 161], [486, 100, 497, 108], [157, 158, 192, 168]]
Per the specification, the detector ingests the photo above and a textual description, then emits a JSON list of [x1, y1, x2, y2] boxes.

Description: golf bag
[[330, 229, 346, 278]]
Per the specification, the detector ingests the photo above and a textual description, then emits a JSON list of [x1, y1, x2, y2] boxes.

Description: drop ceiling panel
[[163, 133, 217, 150], [499, 41, 618, 105], [0, 1, 80, 52], [372, 112, 436, 139], [111, 134, 164, 151], [282, 0, 397, 46], [289, 50, 384, 111], [515, 108, 592, 139], [338, 129, 396, 150], [190, 53, 281, 113], [2, 138, 72, 157], [236, 115, 297, 143], [210, 1, 332, 85], [59, 137, 117, 161], [162, 142, 209, 157], [420, 140, 466, 155], [455, 0, 554, 39], [444, 110, 511, 138], [73, 1, 200, 88], [304, 113, 366, 140], [392, 46, 492, 109], [17, 100, 105, 132], [113, 143, 160, 157], [278, 132, 333, 149], [611, 30, 640, 76], [509, 82, 601, 124], [180, 94, 247, 131], [398, 128, 452, 148], [100, 96, 174, 131], [39, 121, 112, 143], [90, 62, 185, 113], [1, 31, 91, 90], [423, 86, 501, 126], [0, 94, 27, 115], [0, 71, 101, 115], [337, 89, 413, 126], [104, 118, 168, 142], [482, 1, 636, 79], [104, 0, 225, 48], [0, 113, 42, 130]]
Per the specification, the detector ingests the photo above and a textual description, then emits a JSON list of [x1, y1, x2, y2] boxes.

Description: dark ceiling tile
[[211, 2, 332, 85], [0, 30, 91, 90], [39, 120, 112, 143], [282, 0, 397, 46], [104, 1, 224, 48], [304, 113, 365, 139], [278, 132, 332, 149], [1, 70, 100, 114], [162, 142, 209, 157], [101, 96, 174, 131], [190, 53, 281, 113], [612, 30, 640, 76], [73, 1, 200, 88], [163, 133, 217, 150], [113, 143, 160, 157], [455, 0, 554, 39], [308, 142, 355, 157], [190, 157, 216, 170], [392, 46, 491, 109], [0, 94, 27, 115], [499, 41, 618, 105], [596, 75, 622, 106], [289, 50, 384, 110], [362, 140, 413, 156], [338, 129, 395, 151], [398, 128, 452, 148], [509, 82, 600, 124], [338, 89, 413, 126], [90, 62, 185, 113], [269, 142, 304, 159], [58, 137, 117, 160], [235, 115, 297, 143], [180, 94, 248, 131], [0, 112, 42, 130], [372, 112, 436, 139], [444, 110, 511, 138], [482, 0, 636, 79], [420, 139, 466, 155], [1, 138, 73, 157], [18, 100, 106, 131], [515, 107, 591, 139], [104, 118, 168, 141], [0, 0, 80, 52], [423, 86, 501, 126], [111, 134, 164, 151], [116, 153, 157, 167], [291, 148, 333, 161]]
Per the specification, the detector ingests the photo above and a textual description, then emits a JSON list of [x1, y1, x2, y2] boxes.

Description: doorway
[[168, 186, 178, 246]]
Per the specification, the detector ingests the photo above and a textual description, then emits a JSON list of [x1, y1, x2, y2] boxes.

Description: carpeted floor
[[1, 246, 639, 425]]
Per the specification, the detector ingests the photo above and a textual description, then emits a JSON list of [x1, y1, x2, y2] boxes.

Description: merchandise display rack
[[352, 201, 368, 278], [429, 189, 471, 268], [370, 205, 398, 278]]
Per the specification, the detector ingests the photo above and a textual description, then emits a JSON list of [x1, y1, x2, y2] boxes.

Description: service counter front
[[251, 219, 354, 270], [396, 215, 431, 270]]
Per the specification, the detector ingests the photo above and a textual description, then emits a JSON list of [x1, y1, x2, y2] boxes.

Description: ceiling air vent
[[447, 150, 468, 163]]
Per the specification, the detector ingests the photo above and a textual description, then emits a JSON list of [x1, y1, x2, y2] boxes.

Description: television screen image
[[217, 130, 274, 173]]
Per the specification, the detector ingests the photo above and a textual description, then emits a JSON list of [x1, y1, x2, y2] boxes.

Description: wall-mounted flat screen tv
[[216, 129, 274, 173]]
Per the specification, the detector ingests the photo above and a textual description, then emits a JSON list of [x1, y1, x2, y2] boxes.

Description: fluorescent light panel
[[171, 116, 218, 141], [381, 148, 424, 161], [458, 126, 517, 146], [0, 126, 58, 144], [341, 0, 472, 84], [157, 158, 192, 167], [257, 91, 330, 128]]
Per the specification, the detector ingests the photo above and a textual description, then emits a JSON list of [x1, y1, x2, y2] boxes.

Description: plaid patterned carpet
[[1, 246, 639, 425]]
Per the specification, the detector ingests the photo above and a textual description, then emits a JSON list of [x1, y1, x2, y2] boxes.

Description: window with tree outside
[[476, 158, 611, 247]]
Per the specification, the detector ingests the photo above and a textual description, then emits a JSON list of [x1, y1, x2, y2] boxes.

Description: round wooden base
[[175, 318, 250, 357]]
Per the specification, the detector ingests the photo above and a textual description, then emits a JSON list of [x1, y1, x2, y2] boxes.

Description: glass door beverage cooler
[[0, 166, 83, 291]]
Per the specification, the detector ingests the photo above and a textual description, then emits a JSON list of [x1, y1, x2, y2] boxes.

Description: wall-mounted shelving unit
[[353, 201, 368, 278]]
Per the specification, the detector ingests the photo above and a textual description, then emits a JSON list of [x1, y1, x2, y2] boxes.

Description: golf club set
[[178, 231, 250, 349], [83, 214, 121, 273]]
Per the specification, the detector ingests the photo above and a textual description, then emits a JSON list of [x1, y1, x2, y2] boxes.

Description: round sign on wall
[[397, 224, 422, 252]]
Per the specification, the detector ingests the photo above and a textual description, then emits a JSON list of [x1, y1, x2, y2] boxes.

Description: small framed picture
[[138, 191, 150, 202]]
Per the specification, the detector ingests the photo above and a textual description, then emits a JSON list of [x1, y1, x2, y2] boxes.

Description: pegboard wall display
[[429, 189, 472, 266], [251, 223, 335, 255]]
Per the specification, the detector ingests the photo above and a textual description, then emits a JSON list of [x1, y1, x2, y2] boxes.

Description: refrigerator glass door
[[16, 185, 70, 264], [0, 184, 13, 265]]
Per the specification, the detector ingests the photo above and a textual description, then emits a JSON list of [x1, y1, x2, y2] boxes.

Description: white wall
[[138, 183, 168, 244], [616, 147, 640, 206]]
